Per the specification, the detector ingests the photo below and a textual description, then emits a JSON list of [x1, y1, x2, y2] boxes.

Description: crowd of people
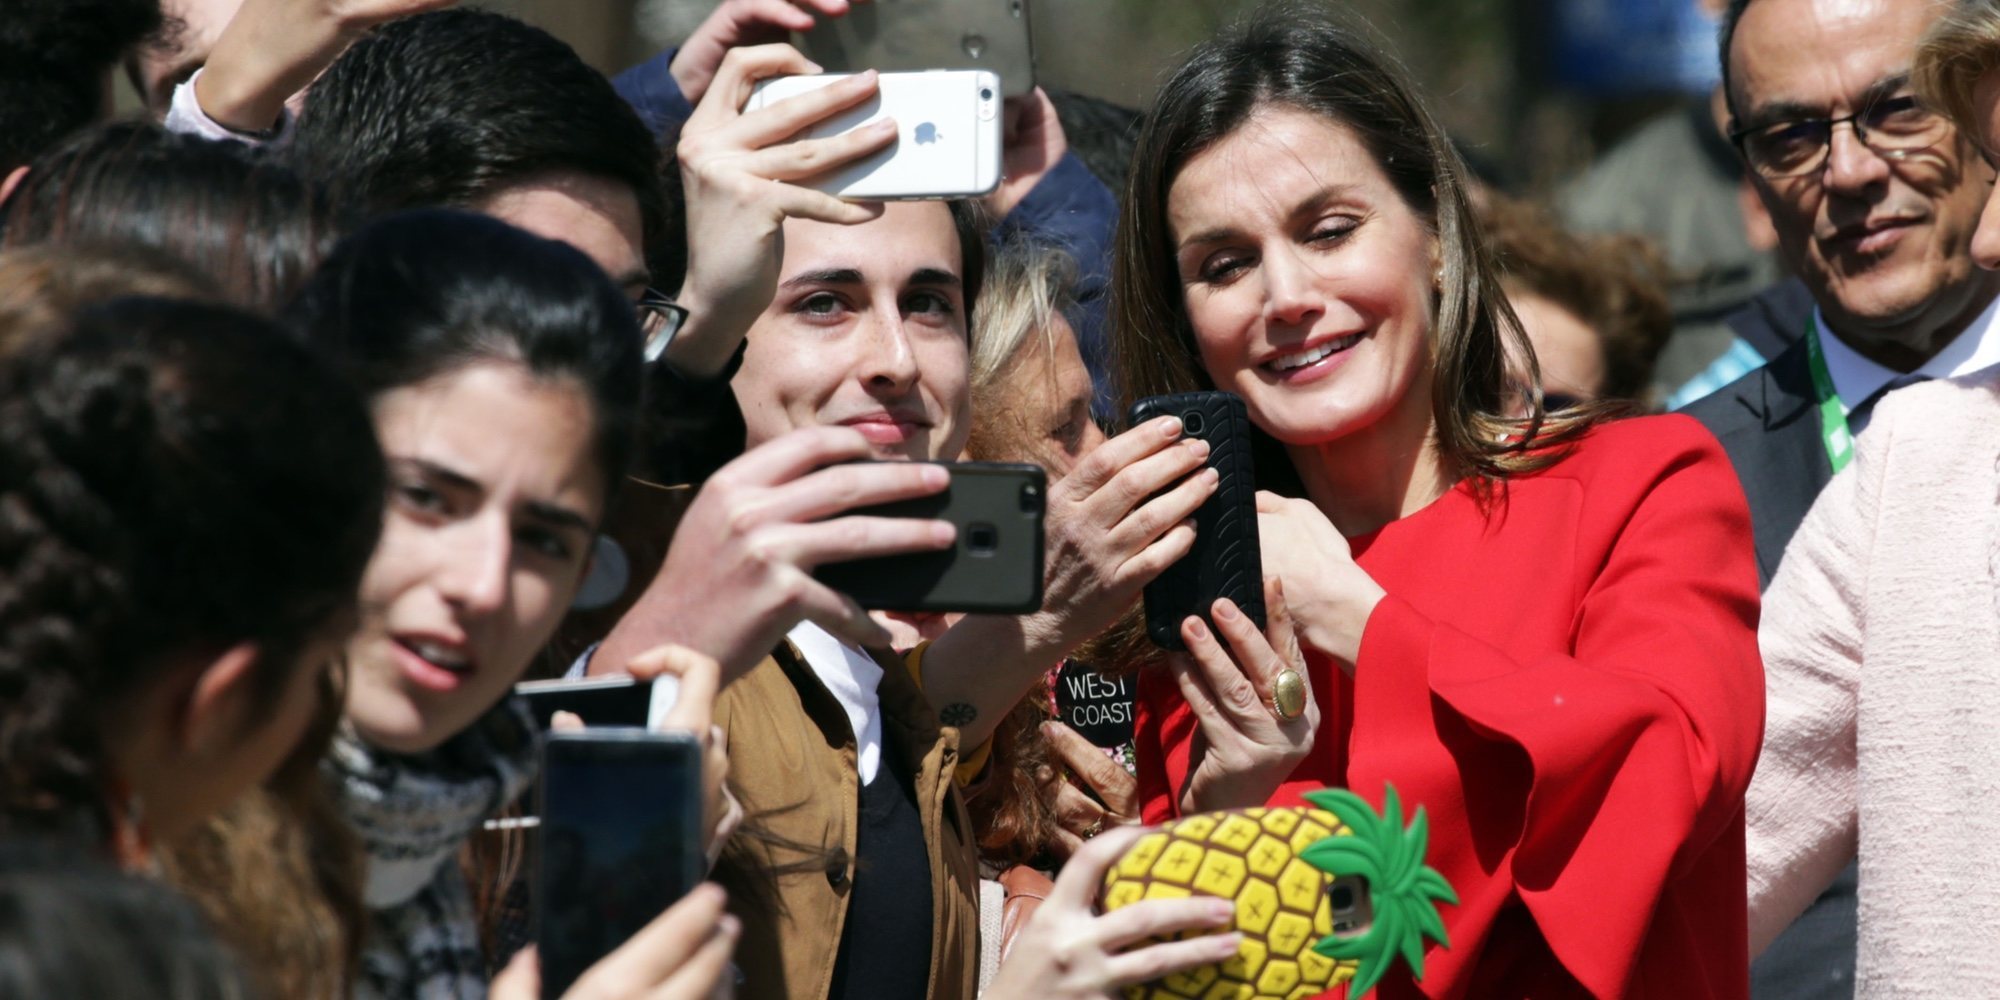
[[1, 0, 1998, 997]]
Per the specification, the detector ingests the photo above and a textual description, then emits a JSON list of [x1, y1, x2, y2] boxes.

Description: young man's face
[[732, 201, 973, 464]]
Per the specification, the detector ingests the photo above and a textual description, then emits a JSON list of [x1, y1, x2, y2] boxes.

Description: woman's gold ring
[[1271, 668, 1308, 721]]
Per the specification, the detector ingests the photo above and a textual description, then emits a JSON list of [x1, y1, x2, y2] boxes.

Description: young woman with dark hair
[[1109, 4, 1763, 996], [287, 208, 733, 1000], [0, 295, 384, 855]]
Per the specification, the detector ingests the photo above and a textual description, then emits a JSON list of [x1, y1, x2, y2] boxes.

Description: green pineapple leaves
[[1297, 784, 1458, 998]]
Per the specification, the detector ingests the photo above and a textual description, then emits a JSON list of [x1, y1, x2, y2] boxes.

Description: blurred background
[[418, 0, 1732, 193]]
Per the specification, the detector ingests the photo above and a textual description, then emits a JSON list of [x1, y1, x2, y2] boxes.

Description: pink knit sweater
[[1747, 369, 2000, 994]]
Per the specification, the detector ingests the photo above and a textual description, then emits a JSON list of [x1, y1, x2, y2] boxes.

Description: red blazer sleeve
[[1345, 423, 1763, 997]]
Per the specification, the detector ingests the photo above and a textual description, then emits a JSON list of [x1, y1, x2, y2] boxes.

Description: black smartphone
[[800, 0, 1037, 96], [535, 731, 704, 999], [1128, 391, 1265, 651], [515, 676, 655, 731], [813, 461, 1046, 613]]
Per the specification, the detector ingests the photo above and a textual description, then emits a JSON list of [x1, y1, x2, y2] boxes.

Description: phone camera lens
[[967, 523, 1000, 554], [1329, 884, 1356, 912], [1019, 483, 1042, 513], [980, 87, 994, 101], [1182, 411, 1206, 436]]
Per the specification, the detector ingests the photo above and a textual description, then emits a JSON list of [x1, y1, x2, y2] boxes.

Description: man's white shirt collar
[[1813, 293, 2000, 413]]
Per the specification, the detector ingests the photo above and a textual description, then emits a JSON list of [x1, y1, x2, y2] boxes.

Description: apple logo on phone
[[914, 122, 940, 145]]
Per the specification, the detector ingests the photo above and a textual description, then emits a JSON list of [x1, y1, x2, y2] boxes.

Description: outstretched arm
[[190, 0, 456, 135]]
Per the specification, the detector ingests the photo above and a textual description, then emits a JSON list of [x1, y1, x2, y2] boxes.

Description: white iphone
[[747, 69, 1003, 201]]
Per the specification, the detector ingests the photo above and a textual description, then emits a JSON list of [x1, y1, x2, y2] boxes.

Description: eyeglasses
[[636, 288, 690, 364], [1730, 94, 1952, 180]]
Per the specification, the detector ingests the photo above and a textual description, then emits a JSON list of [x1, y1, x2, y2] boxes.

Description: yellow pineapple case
[[1098, 785, 1455, 1000]]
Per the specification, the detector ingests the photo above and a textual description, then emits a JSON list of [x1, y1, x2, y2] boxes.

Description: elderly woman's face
[[1167, 105, 1438, 449], [1968, 71, 2000, 271], [977, 314, 1105, 478]]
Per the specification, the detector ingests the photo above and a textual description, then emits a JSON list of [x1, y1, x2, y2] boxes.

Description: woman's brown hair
[[1109, 1, 1609, 491]]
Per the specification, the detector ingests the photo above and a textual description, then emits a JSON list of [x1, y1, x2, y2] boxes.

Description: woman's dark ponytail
[[0, 297, 385, 836]]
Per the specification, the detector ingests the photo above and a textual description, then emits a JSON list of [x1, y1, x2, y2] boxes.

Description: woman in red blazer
[[1105, 5, 1764, 998]]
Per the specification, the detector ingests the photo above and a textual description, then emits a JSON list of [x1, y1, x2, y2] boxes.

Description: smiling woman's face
[[344, 361, 606, 754], [1168, 105, 1438, 448], [731, 201, 972, 463]]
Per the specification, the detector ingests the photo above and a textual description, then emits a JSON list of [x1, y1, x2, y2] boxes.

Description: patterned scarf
[[325, 697, 538, 1000]]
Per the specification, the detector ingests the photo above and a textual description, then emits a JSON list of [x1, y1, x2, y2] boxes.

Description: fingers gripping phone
[[535, 731, 705, 999], [813, 461, 1045, 614], [800, 0, 1037, 96], [1128, 392, 1266, 651], [746, 70, 1003, 200]]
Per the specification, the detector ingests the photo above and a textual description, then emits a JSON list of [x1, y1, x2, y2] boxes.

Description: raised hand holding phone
[[669, 43, 895, 376], [590, 426, 954, 685]]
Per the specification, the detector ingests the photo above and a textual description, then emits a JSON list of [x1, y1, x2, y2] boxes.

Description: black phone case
[[812, 461, 1046, 614], [1129, 392, 1265, 651], [515, 677, 654, 730], [535, 732, 704, 999]]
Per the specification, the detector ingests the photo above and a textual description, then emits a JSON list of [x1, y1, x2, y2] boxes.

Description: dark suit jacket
[[1681, 336, 1833, 589], [1680, 324, 1857, 1000]]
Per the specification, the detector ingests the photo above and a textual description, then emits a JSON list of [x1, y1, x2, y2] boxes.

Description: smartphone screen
[[535, 732, 704, 998]]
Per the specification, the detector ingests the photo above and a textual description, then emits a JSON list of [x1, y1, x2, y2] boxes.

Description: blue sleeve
[[615, 48, 696, 141], [995, 152, 1121, 419]]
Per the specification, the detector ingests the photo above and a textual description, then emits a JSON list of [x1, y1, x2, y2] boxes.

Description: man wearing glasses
[[1685, 1, 2000, 997]]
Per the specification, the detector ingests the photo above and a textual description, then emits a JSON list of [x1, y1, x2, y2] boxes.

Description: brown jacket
[[712, 640, 980, 1000], [548, 478, 980, 999]]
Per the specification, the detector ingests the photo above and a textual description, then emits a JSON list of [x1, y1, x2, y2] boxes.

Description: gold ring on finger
[[1271, 667, 1308, 721]]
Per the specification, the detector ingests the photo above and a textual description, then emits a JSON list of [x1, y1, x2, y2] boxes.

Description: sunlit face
[[1509, 290, 1606, 405], [733, 202, 972, 463], [974, 315, 1105, 477], [1169, 106, 1437, 448], [132, 0, 244, 115], [1968, 71, 2000, 271], [345, 362, 606, 754], [479, 172, 650, 301], [1730, 0, 1993, 348]]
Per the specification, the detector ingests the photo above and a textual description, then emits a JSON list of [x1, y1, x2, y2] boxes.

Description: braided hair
[[0, 297, 385, 838]]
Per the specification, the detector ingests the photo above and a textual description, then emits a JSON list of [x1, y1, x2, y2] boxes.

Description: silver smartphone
[[747, 70, 1003, 200], [800, 0, 1036, 96]]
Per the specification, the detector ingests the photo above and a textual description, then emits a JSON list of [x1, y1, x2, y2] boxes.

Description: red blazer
[[1135, 415, 1764, 999]]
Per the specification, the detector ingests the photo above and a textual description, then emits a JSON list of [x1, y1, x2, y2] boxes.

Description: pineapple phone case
[[1129, 392, 1264, 651], [1099, 786, 1455, 1000]]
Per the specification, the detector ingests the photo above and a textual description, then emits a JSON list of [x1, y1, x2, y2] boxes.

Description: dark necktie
[[1848, 373, 1931, 436]]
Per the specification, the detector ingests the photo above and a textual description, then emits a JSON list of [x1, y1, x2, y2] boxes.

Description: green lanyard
[[1803, 315, 1855, 474]]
